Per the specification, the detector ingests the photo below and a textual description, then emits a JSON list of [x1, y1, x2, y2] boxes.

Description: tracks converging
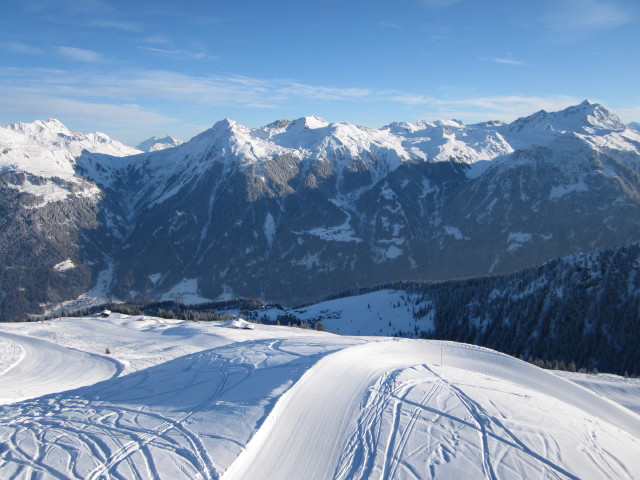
[[0, 338, 311, 480]]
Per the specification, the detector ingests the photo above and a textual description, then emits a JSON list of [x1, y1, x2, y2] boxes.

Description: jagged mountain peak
[[190, 118, 243, 144], [36, 118, 71, 132], [0, 118, 141, 182], [263, 119, 293, 130], [510, 101, 625, 137], [2, 102, 640, 322], [289, 115, 329, 130], [128, 101, 635, 183], [7, 118, 76, 140]]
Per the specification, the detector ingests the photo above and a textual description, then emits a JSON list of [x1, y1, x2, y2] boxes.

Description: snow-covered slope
[[0, 119, 139, 181], [0, 315, 639, 479], [3, 102, 640, 321], [250, 242, 640, 376], [0, 118, 140, 205], [136, 135, 183, 152]]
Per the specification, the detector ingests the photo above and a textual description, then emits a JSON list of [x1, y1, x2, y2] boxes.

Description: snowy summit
[[136, 135, 184, 152]]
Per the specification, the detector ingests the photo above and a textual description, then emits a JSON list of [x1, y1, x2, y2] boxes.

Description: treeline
[[382, 244, 640, 376], [58, 298, 267, 322], [53, 242, 640, 376]]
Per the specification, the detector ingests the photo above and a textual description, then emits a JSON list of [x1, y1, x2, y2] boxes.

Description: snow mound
[[221, 318, 255, 329], [136, 135, 183, 152]]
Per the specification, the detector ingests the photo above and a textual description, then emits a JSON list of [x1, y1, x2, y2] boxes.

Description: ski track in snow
[[0, 322, 358, 479], [1, 317, 640, 479], [222, 340, 640, 480], [0, 331, 119, 405]]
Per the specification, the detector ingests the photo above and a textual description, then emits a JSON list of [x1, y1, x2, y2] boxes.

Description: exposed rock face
[[2, 101, 640, 319]]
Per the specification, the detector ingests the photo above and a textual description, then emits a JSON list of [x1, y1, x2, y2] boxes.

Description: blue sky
[[1, 0, 638, 145]]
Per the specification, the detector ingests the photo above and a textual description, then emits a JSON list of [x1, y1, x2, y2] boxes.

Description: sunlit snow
[[1, 314, 639, 479]]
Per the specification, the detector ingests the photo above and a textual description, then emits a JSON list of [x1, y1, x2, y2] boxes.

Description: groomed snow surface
[[1, 315, 639, 479]]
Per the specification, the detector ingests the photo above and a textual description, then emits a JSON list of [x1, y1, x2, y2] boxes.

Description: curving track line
[[0, 331, 119, 404]]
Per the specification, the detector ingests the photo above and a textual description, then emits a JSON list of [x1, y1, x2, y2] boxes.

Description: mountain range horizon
[[18, 99, 639, 151], [1, 100, 639, 321]]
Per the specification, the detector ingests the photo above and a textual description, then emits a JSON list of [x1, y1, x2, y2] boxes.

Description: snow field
[[0, 315, 639, 479], [0, 335, 24, 375], [0, 331, 118, 405], [223, 339, 640, 480]]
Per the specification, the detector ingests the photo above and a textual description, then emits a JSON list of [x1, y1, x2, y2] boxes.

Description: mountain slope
[[2, 101, 640, 319], [99, 101, 640, 306], [136, 135, 183, 152], [0, 120, 140, 321], [262, 242, 640, 375]]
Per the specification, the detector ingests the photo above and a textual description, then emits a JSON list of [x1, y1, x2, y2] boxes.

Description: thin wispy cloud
[[421, 0, 461, 8], [491, 58, 527, 66], [140, 47, 219, 62], [427, 95, 583, 122], [1, 41, 42, 55], [89, 20, 140, 32], [542, 0, 632, 40], [477, 56, 528, 66], [56, 46, 105, 63], [26, 0, 108, 14], [0, 67, 372, 110], [389, 94, 433, 105], [141, 35, 173, 46], [0, 94, 172, 127], [0, 66, 583, 126]]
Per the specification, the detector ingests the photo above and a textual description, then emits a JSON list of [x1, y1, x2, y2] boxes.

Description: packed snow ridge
[[1, 314, 639, 479]]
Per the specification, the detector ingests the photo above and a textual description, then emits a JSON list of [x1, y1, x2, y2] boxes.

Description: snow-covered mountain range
[[1, 101, 640, 320]]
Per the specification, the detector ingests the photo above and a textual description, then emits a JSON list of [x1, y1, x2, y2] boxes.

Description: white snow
[[11, 179, 70, 202], [263, 212, 276, 248], [555, 371, 640, 415], [3, 103, 636, 221], [221, 318, 255, 330], [0, 315, 639, 479], [297, 220, 362, 243], [507, 232, 533, 253], [0, 329, 118, 404], [148, 272, 165, 286], [444, 225, 470, 240], [0, 336, 24, 376], [0, 119, 139, 193], [160, 278, 213, 305], [286, 289, 434, 337], [291, 252, 321, 269], [53, 259, 75, 272], [136, 135, 183, 152], [550, 178, 589, 199], [224, 340, 640, 480], [385, 245, 403, 259]]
